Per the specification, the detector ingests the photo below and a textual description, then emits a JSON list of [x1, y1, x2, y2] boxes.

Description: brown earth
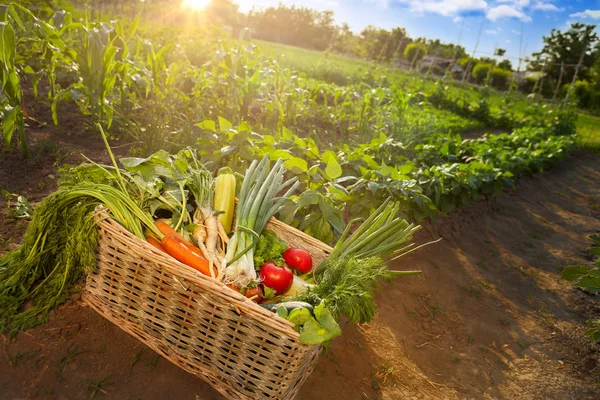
[[1, 96, 599, 399]]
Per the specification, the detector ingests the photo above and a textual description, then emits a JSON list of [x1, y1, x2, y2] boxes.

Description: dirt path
[[1, 142, 599, 398]]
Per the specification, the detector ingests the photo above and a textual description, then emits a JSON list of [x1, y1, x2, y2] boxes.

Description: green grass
[[256, 40, 600, 149], [576, 113, 600, 151], [253, 40, 562, 122], [256, 40, 377, 83]]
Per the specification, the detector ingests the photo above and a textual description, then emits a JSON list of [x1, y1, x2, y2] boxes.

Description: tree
[[331, 23, 356, 56], [205, 0, 241, 32], [529, 22, 600, 84], [247, 4, 337, 51], [497, 59, 513, 71], [494, 48, 506, 57]]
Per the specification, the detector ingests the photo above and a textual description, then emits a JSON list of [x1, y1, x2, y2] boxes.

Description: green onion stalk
[[224, 157, 298, 287], [292, 198, 438, 324], [317, 198, 428, 273]]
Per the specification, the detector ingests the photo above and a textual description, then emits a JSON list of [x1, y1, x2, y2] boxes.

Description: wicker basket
[[84, 210, 332, 400]]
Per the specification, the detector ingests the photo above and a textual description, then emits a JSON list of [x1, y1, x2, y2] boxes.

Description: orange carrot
[[226, 284, 240, 293], [155, 220, 185, 241], [146, 236, 165, 252], [155, 220, 203, 252], [161, 235, 216, 277]]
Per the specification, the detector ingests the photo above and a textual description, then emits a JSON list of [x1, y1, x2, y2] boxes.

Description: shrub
[[490, 68, 511, 90], [404, 43, 427, 67], [572, 80, 591, 108], [457, 57, 472, 69], [472, 63, 491, 84]]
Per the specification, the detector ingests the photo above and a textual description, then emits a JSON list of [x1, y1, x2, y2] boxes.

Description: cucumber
[[261, 301, 314, 315]]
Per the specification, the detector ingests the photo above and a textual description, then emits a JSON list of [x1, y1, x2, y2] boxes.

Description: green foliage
[[0, 4, 26, 156], [299, 256, 408, 324], [490, 68, 511, 90], [571, 80, 600, 112], [530, 22, 600, 84], [457, 57, 471, 69], [575, 113, 600, 151], [562, 234, 600, 342], [404, 43, 427, 67], [497, 59, 512, 71], [0, 193, 100, 334], [472, 63, 491, 84], [7, 2, 581, 258], [253, 230, 288, 267], [248, 4, 336, 51]]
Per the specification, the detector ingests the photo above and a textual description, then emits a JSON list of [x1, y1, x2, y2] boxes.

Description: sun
[[181, 0, 212, 9]]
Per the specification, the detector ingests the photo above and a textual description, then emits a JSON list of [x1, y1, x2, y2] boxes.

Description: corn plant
[[26, 9, 73, 100], [0, 4, 26, 157], [52, 18, 123, 128]]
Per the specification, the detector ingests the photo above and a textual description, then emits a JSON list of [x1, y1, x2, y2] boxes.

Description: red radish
[[283, 248, 313, 274], [259, 263, 293, 295], [244, 286, 265, 303]]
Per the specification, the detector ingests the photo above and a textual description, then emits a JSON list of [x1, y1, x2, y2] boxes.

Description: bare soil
[[1, 97, 599, 399]]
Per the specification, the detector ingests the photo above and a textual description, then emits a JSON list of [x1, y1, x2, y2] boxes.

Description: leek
[[224, 156, 298, 286]]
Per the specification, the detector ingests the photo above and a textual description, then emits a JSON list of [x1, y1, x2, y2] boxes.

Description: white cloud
[[511, 29, 522, 34], [497, 0, 529, 6], [485, 29, 499, 34], [505, 39, 512, 43], [366, 0, 545, 22], [570, 10, 600, 20], [532, 2, 562, 12], [487, 5, 532, 22]]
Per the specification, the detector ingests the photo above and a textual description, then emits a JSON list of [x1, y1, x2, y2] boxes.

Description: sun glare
[[181, 0, 212, 9]]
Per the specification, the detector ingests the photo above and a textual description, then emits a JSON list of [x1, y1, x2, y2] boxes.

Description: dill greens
[[0, 183, 159, 335], [0, 139, 215, 335], [298, 256, 419, 324]]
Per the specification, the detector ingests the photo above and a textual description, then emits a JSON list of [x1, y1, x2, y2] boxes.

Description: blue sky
[[238, 1, 600, 63]]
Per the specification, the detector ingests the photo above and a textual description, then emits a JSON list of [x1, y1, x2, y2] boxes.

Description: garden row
[[185, 114, 575, 243]]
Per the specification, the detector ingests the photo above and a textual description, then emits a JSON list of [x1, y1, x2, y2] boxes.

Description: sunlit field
[[1, 1, 599, 399]]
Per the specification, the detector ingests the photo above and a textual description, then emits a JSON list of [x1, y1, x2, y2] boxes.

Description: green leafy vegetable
[[279, 302, 342, 346], [263, 286, 277, 300], [0, 183, 160, 334], [297, 302, 342, 345], [253, 230, 288, 267]]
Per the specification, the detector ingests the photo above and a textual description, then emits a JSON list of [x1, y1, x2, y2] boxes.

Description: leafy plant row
[[186, 114, 575, 243]]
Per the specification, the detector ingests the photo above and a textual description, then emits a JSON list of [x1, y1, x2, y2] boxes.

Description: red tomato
[[259, 263, 293, 295], [283, 248, 313, 274]]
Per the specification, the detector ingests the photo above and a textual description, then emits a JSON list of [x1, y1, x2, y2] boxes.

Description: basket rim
[[92, 209, 327, 343]]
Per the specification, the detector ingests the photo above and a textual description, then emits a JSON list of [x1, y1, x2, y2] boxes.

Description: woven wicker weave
[[84, 210, 332, 400]]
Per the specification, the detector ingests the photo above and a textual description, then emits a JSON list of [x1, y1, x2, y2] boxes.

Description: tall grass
[[576, 113, 600, 152]]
